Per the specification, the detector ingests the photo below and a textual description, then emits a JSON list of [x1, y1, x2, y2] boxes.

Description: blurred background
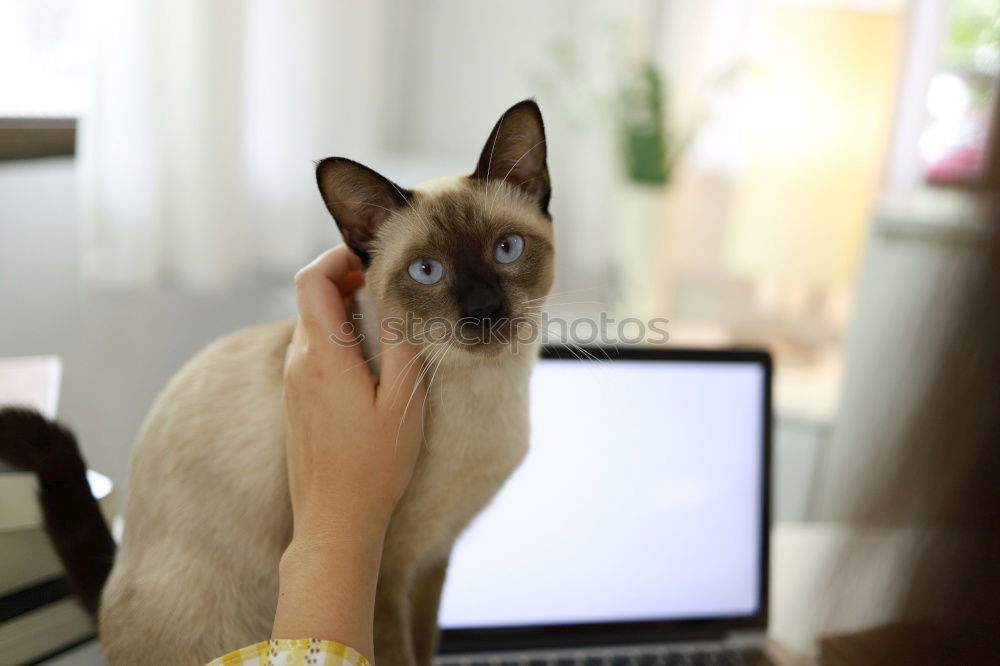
[[0, 0, 997, 599]]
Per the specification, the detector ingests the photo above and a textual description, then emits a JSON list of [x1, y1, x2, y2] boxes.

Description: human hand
[[282, 244, 426, 542], [275, 245, 425, 654]]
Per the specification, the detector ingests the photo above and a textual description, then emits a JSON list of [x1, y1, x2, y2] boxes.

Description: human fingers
[[292, 246, 367, 369], [294, 245, 361, 337]]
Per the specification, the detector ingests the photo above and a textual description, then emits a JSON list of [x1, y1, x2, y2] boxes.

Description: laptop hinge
[[438, 626, 730, 655]]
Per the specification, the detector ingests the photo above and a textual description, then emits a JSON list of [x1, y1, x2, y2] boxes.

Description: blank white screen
[[438, 358, 764, 629]]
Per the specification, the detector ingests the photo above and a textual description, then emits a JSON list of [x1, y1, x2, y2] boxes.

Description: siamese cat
[[91, 100, 555, 665]]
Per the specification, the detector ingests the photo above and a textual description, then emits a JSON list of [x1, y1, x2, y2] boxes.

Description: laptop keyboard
[[437, 647, 774, 666]]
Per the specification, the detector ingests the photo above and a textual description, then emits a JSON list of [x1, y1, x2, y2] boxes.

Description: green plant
[[619, 63, 670, 186]]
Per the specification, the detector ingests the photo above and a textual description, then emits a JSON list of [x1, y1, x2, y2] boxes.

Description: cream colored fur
[[99, 175, 551, 666]]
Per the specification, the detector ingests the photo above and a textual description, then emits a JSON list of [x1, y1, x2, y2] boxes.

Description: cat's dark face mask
[[315, 100, 555, 358]]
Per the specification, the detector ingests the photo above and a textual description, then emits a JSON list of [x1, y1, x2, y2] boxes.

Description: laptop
[[434, 346, 776, 666]]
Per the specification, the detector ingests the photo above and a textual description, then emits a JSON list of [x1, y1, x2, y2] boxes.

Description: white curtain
[[78, 0, 388, 290]]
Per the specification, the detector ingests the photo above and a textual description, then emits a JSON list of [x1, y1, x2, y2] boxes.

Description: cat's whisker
[[582, 343, 613, 361], [565, 342, 603, 363], [489, 139, 546, 217], [522, 287, 603, 303], [482, 110, 509, 217], [342, 350, 379, 375], [527, 300, 607, 308], [396, 340, 450, 452], [546, 335, 585, 362], [562, 342, 599, 363], [339, 324, 394, 376], [337, 198, 430, 237], [419, 341, 453, 446], [539, 326, 608, 363], [583, 342, 613, 361], [405, 344, 443, 425], [395, 343, 440, 426], [330, 197, 431, 238], [387, 335, 434, 404], [552, 332, 611, 362], [329, 200, 402, 218], [520, 295, 593, 308], [529, 295, 606, 303], [384, 179, 434, 235], [415, 357, 440, 446], [341, 322, 413, 376], [382, 327, 432, 402]]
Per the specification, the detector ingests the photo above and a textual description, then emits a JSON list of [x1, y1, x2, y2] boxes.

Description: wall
[[0, 158, 296, 494]]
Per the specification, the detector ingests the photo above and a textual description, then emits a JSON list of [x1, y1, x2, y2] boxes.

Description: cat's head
[[316, 100, 554, 359]]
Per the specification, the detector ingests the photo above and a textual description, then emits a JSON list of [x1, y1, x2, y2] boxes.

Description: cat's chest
[[354, 292, 536, 560], [422, 362, 531, 471], [382, 357, 534, 565]]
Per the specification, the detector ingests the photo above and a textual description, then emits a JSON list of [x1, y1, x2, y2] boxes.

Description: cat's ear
[[472, 99, 550, 213], [316, 157, 413, 265]]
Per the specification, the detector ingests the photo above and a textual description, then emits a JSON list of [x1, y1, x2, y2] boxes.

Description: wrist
[[274, 524, 385, 657], [283, 523, 386, 567], [289, 501, 392, 548]]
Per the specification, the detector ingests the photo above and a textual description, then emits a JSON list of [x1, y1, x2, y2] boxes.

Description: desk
[[45, 522, 916, 665]]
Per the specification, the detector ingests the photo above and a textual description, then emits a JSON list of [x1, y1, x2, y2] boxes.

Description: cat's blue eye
[[408, 258, 444, 285], [494, 234, 524, 264]]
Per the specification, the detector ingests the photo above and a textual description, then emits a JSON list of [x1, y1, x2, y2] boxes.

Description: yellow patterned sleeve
[[206, 638, 370, 666]]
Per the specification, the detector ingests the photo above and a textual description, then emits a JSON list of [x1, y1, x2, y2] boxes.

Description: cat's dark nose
[[460, 283, 504, 322], [467, 300, 502, 321]]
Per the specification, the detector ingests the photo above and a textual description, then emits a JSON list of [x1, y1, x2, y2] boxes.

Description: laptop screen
[[438, 351, 768, 631]]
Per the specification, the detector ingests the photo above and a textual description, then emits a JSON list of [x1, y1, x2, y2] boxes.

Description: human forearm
[[271, 244, 424, 663], [272, 528, 386, 661]]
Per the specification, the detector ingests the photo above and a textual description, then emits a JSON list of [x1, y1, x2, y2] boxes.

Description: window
[[0, 0, 86, 159], [920, 0, 1000, 186]]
